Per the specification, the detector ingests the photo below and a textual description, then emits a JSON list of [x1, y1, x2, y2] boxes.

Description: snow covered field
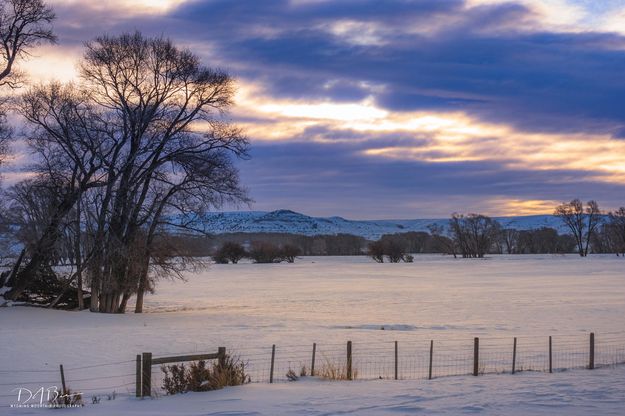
[[7, 367, 625, 416], [2, 254, 625, 414]]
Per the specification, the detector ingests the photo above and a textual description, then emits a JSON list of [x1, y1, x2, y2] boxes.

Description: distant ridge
[[200, 210, 566, 240]]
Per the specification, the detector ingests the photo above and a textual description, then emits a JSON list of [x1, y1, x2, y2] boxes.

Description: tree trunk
[[5, 193, 79, 300], [118, 292, 130, 313], [74, 204, 84, 310], [4, 249, 25, 287], [134, 260, 150, 314], [90, 283, 99, 312]]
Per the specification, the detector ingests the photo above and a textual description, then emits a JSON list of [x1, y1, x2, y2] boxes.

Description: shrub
[[368, 237, 410, 263], [367, 241, 385, 263], [281, 244, 301, 263], [286, 368, 299, 381], [49, 388, 83, 408], [213, 242, 247, 264], [385, 240, 406, 263], [162, 362, 187, 394], [161, 355, 249, 395], [248, 242, 283, 263]]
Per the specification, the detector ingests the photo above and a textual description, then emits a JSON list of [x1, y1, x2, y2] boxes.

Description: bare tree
[[367, 240, 385, 263], [0, 0, 56, 86], [213, 242, 247, 264], [427, 223, 457, 257], [554, 199, 602, 257], [605, 208, 625, 256], [501, 228, 519, 254], [4, 83, 110, 301], [280, 244, 300, 263], [76, 32, 248, 313], [248, 242, 282, 263], [448, 213, 500, 258], [0, 0, 56, 168]]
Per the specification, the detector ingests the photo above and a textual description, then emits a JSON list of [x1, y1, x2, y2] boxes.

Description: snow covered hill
[[200, 210, 567, 239]]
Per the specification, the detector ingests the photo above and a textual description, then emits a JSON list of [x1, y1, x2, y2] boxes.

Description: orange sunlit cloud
[[231, 84, 625, 190]]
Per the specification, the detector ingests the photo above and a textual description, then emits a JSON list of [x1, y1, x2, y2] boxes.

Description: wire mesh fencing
[[0, 359, 137, 409], [235, 331, 625, 384], [2, 331, 625, 406]]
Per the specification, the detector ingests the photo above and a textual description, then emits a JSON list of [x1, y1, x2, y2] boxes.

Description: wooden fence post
[[394, 341, 398, 380], [512, 337, 517, 374], [589, 333, 595, 370], [141, 352, 152, 397], [218, 347, 226, 367], [59, 364, 67, 395], [135, 355, 142, 398], [311, 343, 316, 376], [428, 340, 433, 380], [269, 345, 276, 383], [549, 336, 552, 373], [473, 337, 479, 376], [347, 341, 353, 380]]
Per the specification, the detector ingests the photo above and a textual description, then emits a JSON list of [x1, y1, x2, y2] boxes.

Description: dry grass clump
[[161, 354, 250, 395], [317, 358, 358, 380]]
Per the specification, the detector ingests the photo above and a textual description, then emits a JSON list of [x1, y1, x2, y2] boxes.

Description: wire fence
[[2, 331, 625, 406]]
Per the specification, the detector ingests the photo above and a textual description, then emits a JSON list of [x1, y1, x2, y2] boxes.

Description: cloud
[[9, 0, 625, 217]]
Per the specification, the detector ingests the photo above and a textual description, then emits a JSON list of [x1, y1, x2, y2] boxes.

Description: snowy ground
[[5, 368, 625, 415], [2, 254, 625, 414]]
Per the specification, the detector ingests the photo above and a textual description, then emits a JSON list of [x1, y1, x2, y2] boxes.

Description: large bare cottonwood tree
[[4, 32, 249, 313]]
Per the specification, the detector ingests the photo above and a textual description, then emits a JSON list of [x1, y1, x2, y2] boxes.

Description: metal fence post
[[347, 341, 353, 380], [589, 333, 595, 370], [512, 337, 517, 374], [549, 336, 552, 373], [428, 340, 434, 380], [473, 337, 479, 376], [269, 345, 276, 383], [394, 341, 398, 380], [311, 343, 316, 376]]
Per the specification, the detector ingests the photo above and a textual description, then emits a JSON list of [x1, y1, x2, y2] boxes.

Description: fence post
[[589, 333, 595, 370], [141, 352, 152, 397], [347, 341, 353, 380], [311, 343, 316, 376], [549, 336, 552, 373], [428, 340, 433, 380], [473, 337, 479, 376], [135, 355, 142, 398], [394, 341, 398, 380], [269, 345, 276, 383], [218, 347, 226, 367], [59, 364, 67, 396], [512, 337, 517, 374]]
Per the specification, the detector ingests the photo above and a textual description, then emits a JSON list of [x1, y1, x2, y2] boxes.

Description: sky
[[6, 0, 625, 219]]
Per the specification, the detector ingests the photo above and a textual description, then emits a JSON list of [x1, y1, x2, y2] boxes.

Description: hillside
[[200, 210, 566, 240]]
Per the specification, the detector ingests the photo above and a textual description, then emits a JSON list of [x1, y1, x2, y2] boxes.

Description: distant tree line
[[148, 200, 625, 265], [363, 199, 624, 261], [163, 200, 625, 264], [213, 241, 301, 264]]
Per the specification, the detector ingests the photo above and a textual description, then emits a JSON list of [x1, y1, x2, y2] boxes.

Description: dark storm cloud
[[50, 0, 625, 132], [163, 0, 625, 133], [36, 0, 625, 217]]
